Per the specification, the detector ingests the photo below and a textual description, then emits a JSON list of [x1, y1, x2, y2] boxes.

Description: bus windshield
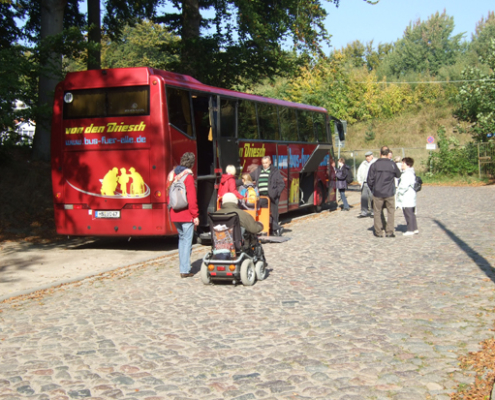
[[63, 86, 150, 119]]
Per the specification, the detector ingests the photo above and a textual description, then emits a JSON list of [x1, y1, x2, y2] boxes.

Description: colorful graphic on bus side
[[67, 167, 149, 199]]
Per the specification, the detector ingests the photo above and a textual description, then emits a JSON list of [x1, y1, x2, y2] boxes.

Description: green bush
[[428, 126, 478, 176]]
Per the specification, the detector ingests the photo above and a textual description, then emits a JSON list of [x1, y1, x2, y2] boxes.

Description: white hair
[[226, 165, 236, 175]]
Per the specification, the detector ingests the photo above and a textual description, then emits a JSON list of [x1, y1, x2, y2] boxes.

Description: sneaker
[[357, 214, 368, 219], [385, 233, 396, 238], [413, 230, 419, 234], [403, 231, 415, 236]]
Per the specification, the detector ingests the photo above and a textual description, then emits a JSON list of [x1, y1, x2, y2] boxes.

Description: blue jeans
[[174, 222, 195, 274], [339, 189, 350, 210]]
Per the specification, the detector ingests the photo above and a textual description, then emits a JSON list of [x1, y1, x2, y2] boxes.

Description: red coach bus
[[51, 67, 340, 237]]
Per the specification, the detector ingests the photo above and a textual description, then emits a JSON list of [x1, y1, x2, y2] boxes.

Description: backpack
[[345, 168, 354, 184], [413, 176, 423, 192], [168, 173, 188, 211], [245, 185, 258, 205]]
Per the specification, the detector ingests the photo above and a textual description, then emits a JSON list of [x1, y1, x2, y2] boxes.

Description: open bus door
[[215, 96, 240, 173], [192, 93, 217, 233], [300, 144, 333, 211]]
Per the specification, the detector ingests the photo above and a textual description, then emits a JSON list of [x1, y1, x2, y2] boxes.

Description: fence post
[[353, 152, 356, 180], [478, 142, 481, 180]]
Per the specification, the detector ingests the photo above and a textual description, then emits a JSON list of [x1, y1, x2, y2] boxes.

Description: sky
[[323, 0, 494, 53]]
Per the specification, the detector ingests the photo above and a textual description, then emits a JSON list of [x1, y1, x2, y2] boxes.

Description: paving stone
[[1, 187, 495, 398]]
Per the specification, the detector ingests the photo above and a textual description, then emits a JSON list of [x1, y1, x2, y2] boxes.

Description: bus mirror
[[337, 123, 346, 142]]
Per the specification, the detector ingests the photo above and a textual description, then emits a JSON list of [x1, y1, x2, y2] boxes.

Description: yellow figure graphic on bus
[[118, 168, 131, 196], [290, 178, 300, 204], [129, 167, 145, 196], [98, 166, 149, 198], [101, 167, 119, 196]]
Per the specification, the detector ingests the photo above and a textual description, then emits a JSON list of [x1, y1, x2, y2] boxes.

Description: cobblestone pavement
[[1, 186, 495, 400]]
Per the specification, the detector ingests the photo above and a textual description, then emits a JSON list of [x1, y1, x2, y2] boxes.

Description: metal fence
[[339, 147, 434, 176], [478, 142, 495, 178], [339, 143, 495, 178]]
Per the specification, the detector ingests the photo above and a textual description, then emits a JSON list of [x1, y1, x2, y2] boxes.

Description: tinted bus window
[[298, 110, 315, 142], [63, 86, 149, 119], [220, 98, 236, 137], [257, 103, 279, 140], [314, 113, 326, 142], [279, 107, 298, 141], [238, 100, 258, 139], [167, 87, 193, 136]]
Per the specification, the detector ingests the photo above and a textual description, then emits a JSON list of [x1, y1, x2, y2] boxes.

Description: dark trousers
[[360, 183, 373, 215], [402, 207, 418, 232], [270, 198, 281, 232], [259, 197, 281, 232], [373, 196, 395, 235], [339, 189, 349, 209]]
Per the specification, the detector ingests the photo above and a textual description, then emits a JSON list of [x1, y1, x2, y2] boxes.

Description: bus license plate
[[95, 211, 120, 219]]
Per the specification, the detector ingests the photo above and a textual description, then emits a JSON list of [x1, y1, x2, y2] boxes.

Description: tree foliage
[[384, 11, 464, 77], [455, 39, 495, 142], [470, 11, 495, 62], [101, 20, 180, 70], [104, 0, 344, 87]]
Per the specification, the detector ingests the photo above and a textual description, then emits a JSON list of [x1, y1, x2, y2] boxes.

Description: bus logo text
[[65, 121, 146, 135], [240, 143, 266, 158]]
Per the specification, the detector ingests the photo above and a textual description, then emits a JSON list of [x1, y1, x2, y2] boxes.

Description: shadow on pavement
[[434, 219, 495, 284], [69, 236, 179, 252]]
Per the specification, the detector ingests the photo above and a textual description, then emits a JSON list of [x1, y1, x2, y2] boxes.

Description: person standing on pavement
[[357, 151, 375, 218], [250, 156, 285, 236], [396, 157, 418, 236], [333, 157, 351, 211], [367, 148, 401, 238], [169, 152, 199, 278]]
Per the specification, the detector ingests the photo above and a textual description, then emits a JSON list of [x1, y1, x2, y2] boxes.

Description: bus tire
[[240, 259, 256, 286], [200, 262, 211, 285], [313, 182, 325, 213], [255, 260, 267, 281]]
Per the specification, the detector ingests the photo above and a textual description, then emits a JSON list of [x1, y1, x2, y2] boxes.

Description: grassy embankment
[[341, 104, 478, 180]]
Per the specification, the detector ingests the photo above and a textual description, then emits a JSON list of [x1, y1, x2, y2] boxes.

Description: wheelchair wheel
[[255, 260, 266, 281], [240, 259, 256, 286], [200, 262, 211, 285]]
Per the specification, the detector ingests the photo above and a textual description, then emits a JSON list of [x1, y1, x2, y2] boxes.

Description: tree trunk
[[32, 0, 67, 161], [87, 0, 101, 70], [181, 0, 200, 76]]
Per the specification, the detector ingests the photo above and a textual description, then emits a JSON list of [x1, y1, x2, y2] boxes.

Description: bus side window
[[279, 107, 298, 141], [314, 113, 326, 142], [257, 103, 279, 141], [298, 110, 315, 142], [167, 87, 193, 137], [220, 98, 236, 137], [238, 100, 258, 140]]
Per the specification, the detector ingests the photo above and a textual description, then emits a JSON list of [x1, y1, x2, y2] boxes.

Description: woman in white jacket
[[396, 157, 418, 236]]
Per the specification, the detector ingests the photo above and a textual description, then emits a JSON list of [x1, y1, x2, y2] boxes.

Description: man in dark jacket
[[213, 193, 264, 235], [367, 148, 401, 238], [250, 156, 285, 236]]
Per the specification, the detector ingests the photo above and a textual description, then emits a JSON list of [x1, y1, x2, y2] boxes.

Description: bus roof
[[63, 67, 329, 114]]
